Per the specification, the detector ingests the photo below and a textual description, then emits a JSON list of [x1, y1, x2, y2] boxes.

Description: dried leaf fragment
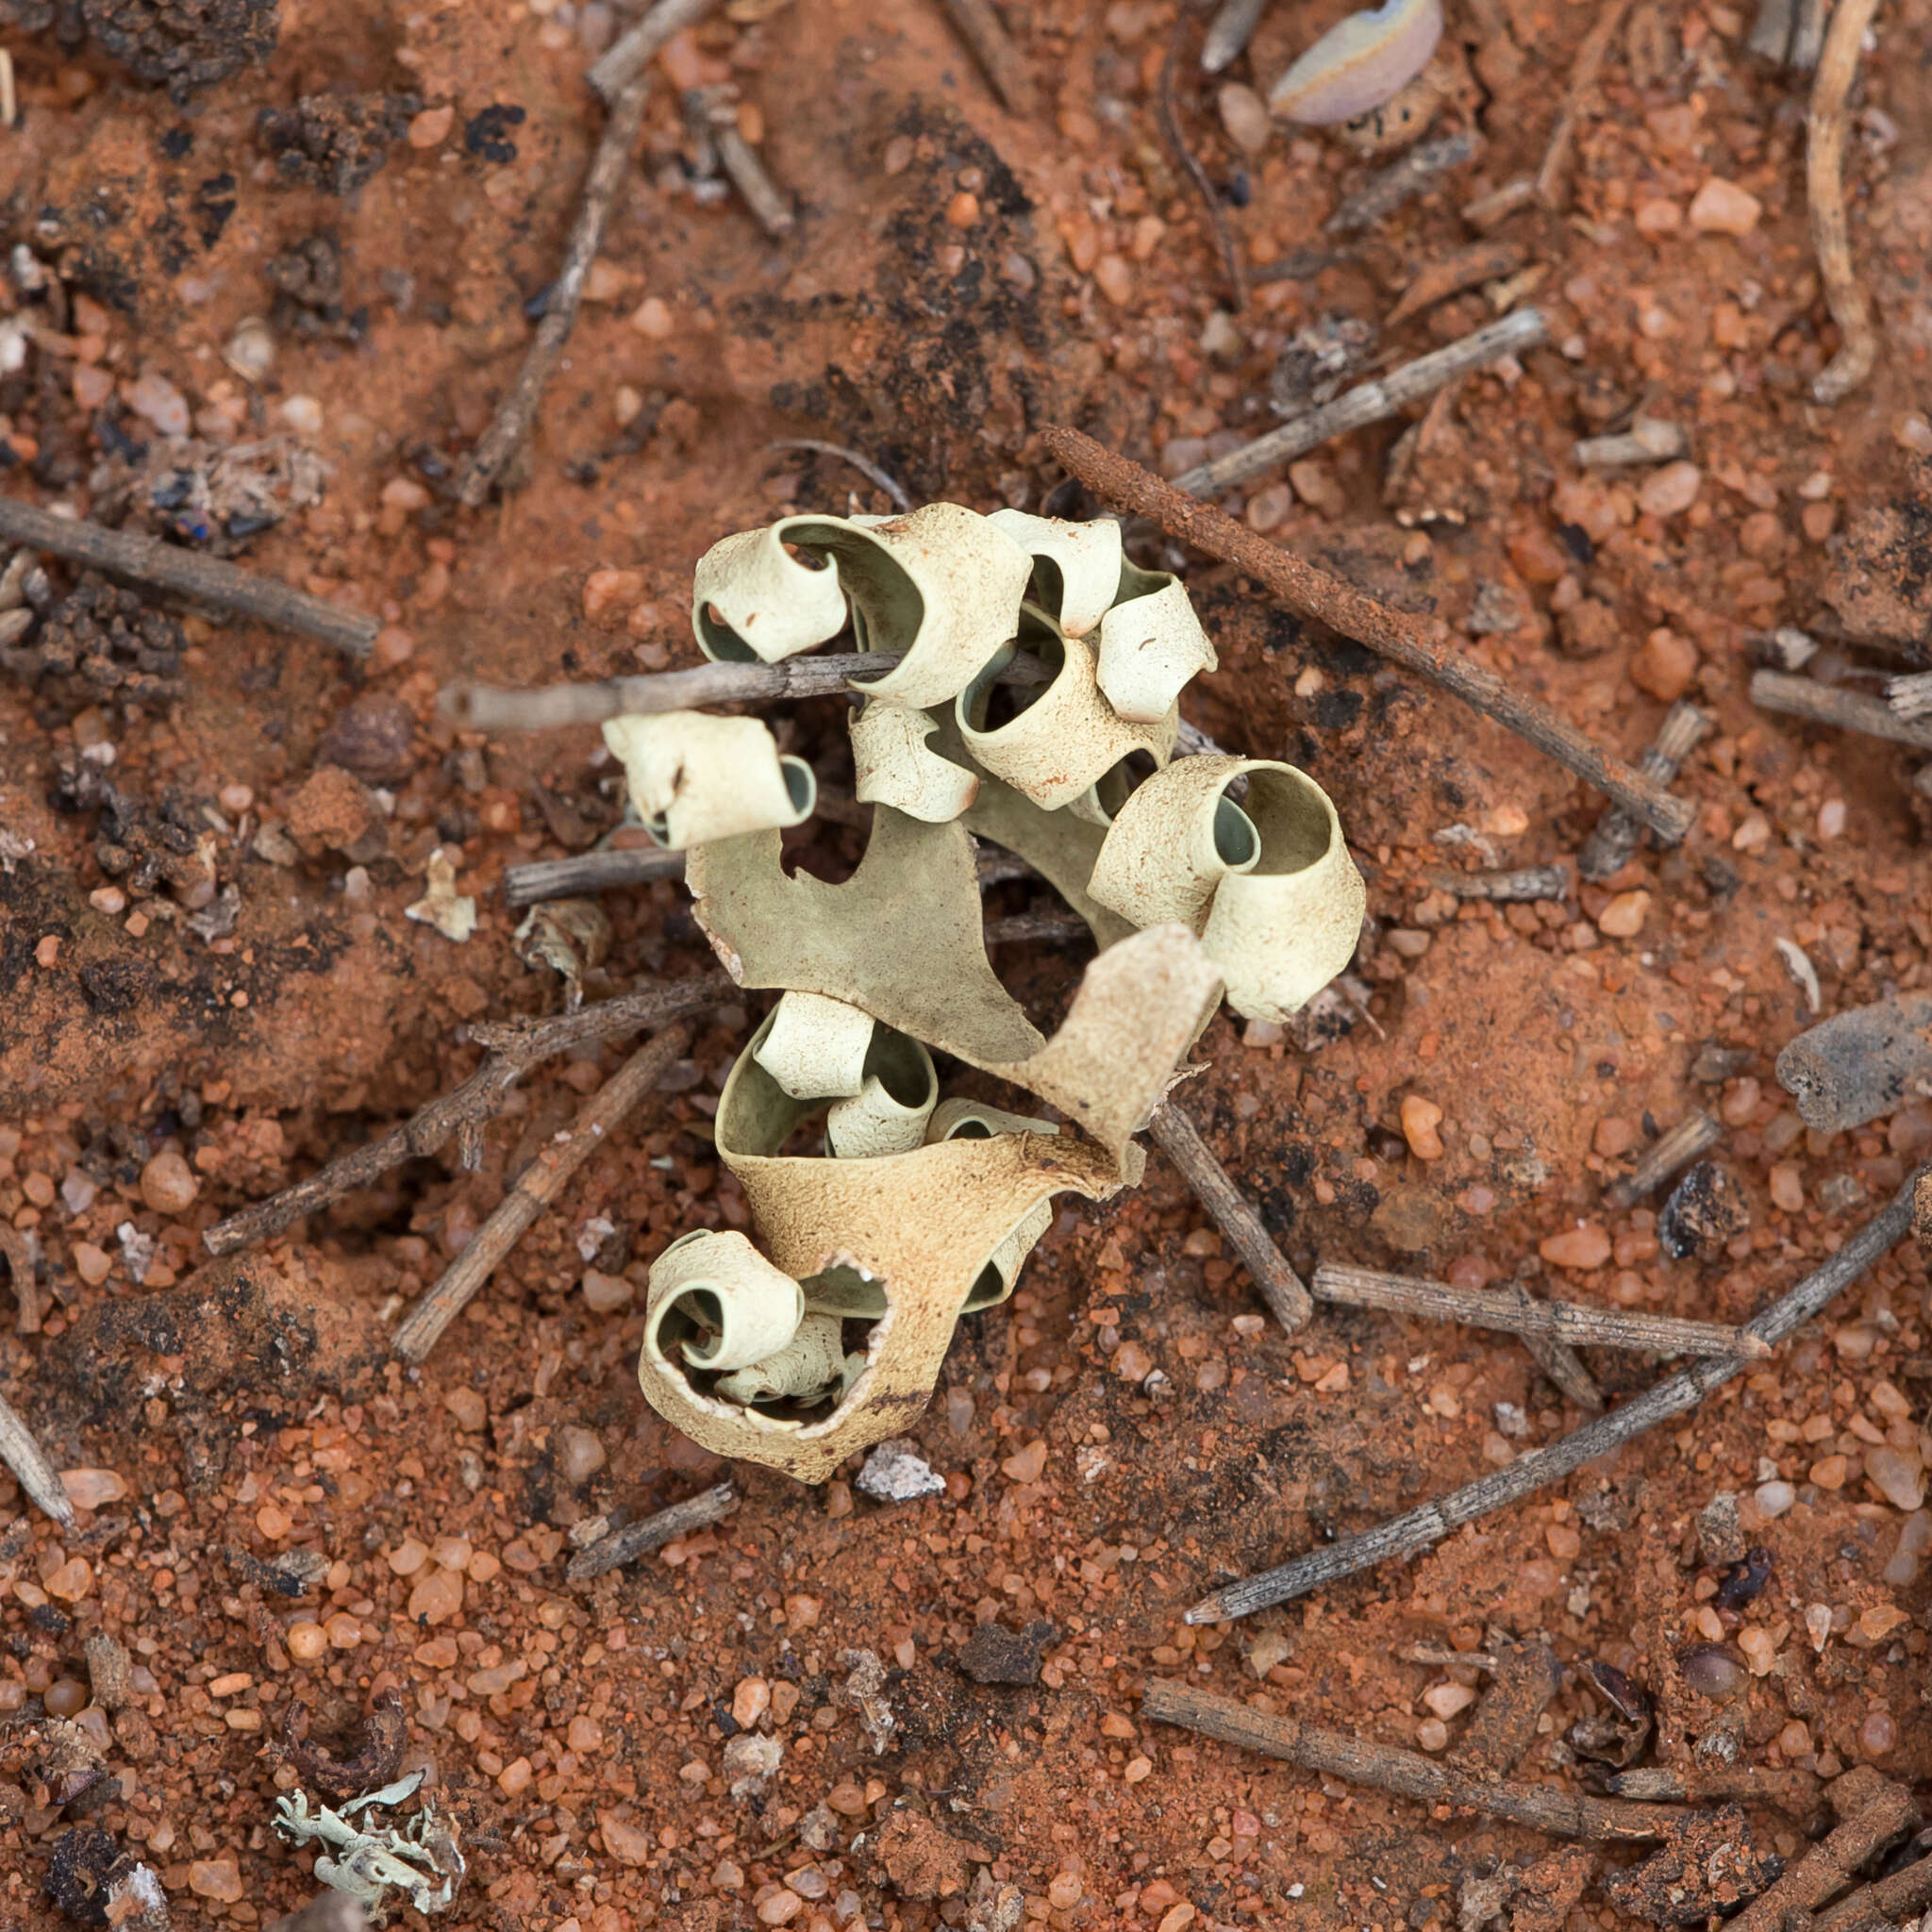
[[1087, 756, 1263, 929], [404, 850, 475, 942], [602, 710, 816, 848]]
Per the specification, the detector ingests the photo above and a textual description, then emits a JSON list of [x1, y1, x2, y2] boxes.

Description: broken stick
[[1535, 0, 1637, 208], [1431, 864, 1570, 902], [565, 1483, 739, 1581], [458, 76, 652, 507], [589, 0, 717, 102], [1806, 0, 1882, 406], [932, 0, 1035, 114], [0, 1388, 75, 1527], [204, 974, 730, 1256], [1184, 1163, 1925, 1622], [1577, 700, 1708, 883], [1603, 1766, 1823, 1810], [1046, 425, 1694, 844], [1725, 1768, 1917, 1932], [1310, 1263, 1768, 1358], [0, 497, 377, 657], [1141, 1680, 1684, 1842], [1171, 309, 1546, 500], [1148, 1103, 1313, 1333], [506, 847, 686, 908], [1813, 1847, 1932, 1932], [1752, 670, 1932, 753], [392, 1025, 692, 1362], [1603, 1110, 1722, 1212]]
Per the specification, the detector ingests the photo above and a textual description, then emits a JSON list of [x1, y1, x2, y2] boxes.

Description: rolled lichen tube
[[713, 1311, 854, 1406], [986, 508, 1124, 639], [826, 1029, 941, 1158], [1086, 756, 1263, 930], [850, 703, 979, 824], [1774, 994, 1932, 1133], [957, 610, 1176, 811], [754, 991, 875, 1101], [1094, 562, 1218, 725], [926, 1100, 1063, 1311], [645, 1229, 805, 1372], [1270, 0, 1443, 125], [692, 520, 850, 663], [1199, 765, 1366, 1020], [602, 710, 816, 847]]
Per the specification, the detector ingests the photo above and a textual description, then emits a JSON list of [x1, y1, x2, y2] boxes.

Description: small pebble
[[1754, 1479, 1795, 1519], [286, 1621, 327, 1661], [560, 1425, 606, 1483], [59, 1469, 126, 1510], [1637, 461, 1702, 518], [582, 1268, 633, 1312], [408, 105, 455, 147], [1217, 82, 1272, 154], [1001, 1440, 1048, 1483], [1541, 1223, 1611, 1270], [388, 1537, 429, 1576], [1629, 627, 1698, 701], [1859, 1711, 1896, 1757], [1768, 1163, 1805, 1212], [44, 1676, 89, 1717], [732, 1676, 771, 1728], [1415, 1717, 1450, 1752], [1399, 1095, 1444, 1160], [1093, 254, 1133, 305], [630, 297, 674, 339], [408, 1567, 464, 1624], [225, 318, 275, 383], [128, 371, 191, 437], [1423, 1681, 1474, 1719], [944, 191, 980, 227], [279, 394, 324, 437], [1864, 1446, 1925, 1512], [1596, 891, 1650, 939], [189, 1860, 243, 1904], [1689, 177, 1761, 236]]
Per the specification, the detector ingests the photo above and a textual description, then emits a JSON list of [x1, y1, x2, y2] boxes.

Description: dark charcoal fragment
[[956, 1619, 1057, 1686], [44, 1825, 121, 1925], [1715, 1546, 1774, 1612], [1605, 1805, 1781, 1925], [464, 103, 526, 163], [1657, 1161, 1751, 1260], [258, 92, 419, 195], [80, 0, 276, 97]]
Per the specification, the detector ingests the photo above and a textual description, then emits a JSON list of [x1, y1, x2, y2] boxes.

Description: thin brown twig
[[1141, 1680, 1686, 1841], [983, 910, 1091, 946], [392, 1026, 692, 1363], [1602, 1766, 1824, 1811], [1430, 864, 1570, 902], [1746, 672, 1932, 745], [1511, 1281, 1605, 1414], [565, 1483, 739, 1581], [1185, 1164, 1925, 1622], [1603, 1111, 1723, 1212], [588, 0, 718, 102], [932, 0, 1036, 114], [1172, 309, 1546, 501], [1727, 1769, 1917, 1932], [0, 1388, 75, 1527], [0, 1221, 41, 1334], [1328, 133, 1480, 236], [1807, 0, 1883, 405], [1813, 1847, 1932, 1932], [1310, 1263, 1769, 1358], [1577, 700, 1708, 883], [457, 76, 652, 508], [1046, 426, 1695, 844], [1149, 1103, 1313, 1332], [770, 440, 911, 511], [1158, 14, 1249, 316], [203, 975, 731, 1257], [688, 88, 794, 237], [0, 497, 377, 657], [1535, 0, 1637, 209]]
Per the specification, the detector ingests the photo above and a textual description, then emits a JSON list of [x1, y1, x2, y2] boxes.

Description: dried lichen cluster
[[603, 503, 1365, 1480]]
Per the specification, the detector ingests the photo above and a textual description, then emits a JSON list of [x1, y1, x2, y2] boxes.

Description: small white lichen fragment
[[755, 991, 876, 1100], [857, 1438, 947, 1503], [406, 850, 476, 942], [850, 703, 978, 823], [274, 1773, 464, 1919], [602, 710, 816, 848], [722, 1731, 784, 1798], [1087, 756, 1263, 931]]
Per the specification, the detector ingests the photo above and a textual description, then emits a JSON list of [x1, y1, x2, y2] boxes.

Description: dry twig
[[983, 911, 1091, 946], [1148, 1104, 1313, 1332], [688, 88, 794, 237], [0, 1388, 75, 1527], [1888, 671, 1932, 722], [1047, 425, 1695, 844], [204, 975, 730, 1256], [392, 1026, 693, 1362], [1328, 134, 1479, 236], [0, 498, 376, 656], [1535, 0, 1637, 208], [1603, 1766, 1823, 1810], [1141, 1680, 1685, 1841], [589, 0, 717, 101], [1807, 0, 1882, 405], [1726, 1768, 1917, 1932], [1431, 864, 1569, 902], [1752, 671, 1932, 753], [457, 76, 652, 507], [1159, 14, 1249, 314], [1171, 309, 1547, 499], [770, 440, 911, 511], [0, 1222, 41, 1335], [1185, 1164, 1925, 1622], [1603, 1111, 1723, 1212], [1813, 1847, 1932, 1932], [1577, 701, 1708, 883], [566, 1483, 738, 1581], [932, 0, 1035, 113], [1310, 1263, 1768, 1358], [1508, 1279, 1605, 1414], [506, 847, 685, 908]]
